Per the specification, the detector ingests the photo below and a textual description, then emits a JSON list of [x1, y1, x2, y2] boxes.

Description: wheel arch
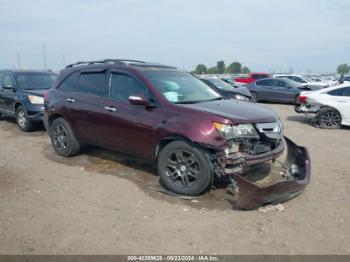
[[48, 113, 65, 127]]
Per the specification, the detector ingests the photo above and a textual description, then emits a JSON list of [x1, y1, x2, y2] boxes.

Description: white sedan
[[295, 83, 350, 128]]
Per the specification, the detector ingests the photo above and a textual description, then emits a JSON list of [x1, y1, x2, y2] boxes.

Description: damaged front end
[[212, 122, 310, 210]]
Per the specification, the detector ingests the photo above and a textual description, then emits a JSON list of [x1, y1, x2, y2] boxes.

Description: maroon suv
[[44, 59, 311, 209]]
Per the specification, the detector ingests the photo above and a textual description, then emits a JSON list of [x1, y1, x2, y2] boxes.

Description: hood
[[183, 99, 278, 124], [224, 86, 252, 97], [20, 89, 47, 97]]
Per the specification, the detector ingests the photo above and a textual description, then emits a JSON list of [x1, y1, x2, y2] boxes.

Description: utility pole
[[42, 44, 47, 69], [62, 54, 66, 67], [17, 52, 21, 69]]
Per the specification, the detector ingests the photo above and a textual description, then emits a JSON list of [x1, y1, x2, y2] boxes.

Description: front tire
[[16, 106, 35, 132], [49, 118, 81, 156], [157, 140, 212, 196], [317, 107, 342, 129]]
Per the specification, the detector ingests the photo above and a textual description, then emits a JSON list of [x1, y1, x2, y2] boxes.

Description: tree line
[[194, 62, 350, 75], [194, 61, 250, 75], [337, 64, 349, 75]]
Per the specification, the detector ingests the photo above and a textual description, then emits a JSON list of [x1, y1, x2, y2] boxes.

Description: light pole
[[62, 54, 66, 67], [17, 52, 21, 69], [42, 44, 47, 69]]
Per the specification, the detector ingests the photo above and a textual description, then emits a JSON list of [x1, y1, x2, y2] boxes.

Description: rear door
[[328, 87, 350, 123], [1, 73, 17, 115], [0, 72, 5, 111], [272, 79, 299, 102], [64, 69, 112, 144], [255, 79, 275, 100], [341, 87, 350, 122]]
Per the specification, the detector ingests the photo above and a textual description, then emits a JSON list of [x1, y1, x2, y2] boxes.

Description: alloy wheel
[[53, 124, 68, 150], [320, 111, 341, 128], [17, 111, 27, 128], [251, 92, 258, 102], [165, 150, 200, 187]]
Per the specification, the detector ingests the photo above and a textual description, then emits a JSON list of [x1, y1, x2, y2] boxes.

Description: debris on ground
[[258, 203, 285, 213]]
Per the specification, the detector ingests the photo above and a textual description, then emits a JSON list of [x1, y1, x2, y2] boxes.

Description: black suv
[[0, 70, 57, 131]]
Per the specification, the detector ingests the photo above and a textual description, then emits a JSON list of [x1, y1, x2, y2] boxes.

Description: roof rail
[[65, 59, 146, 68]]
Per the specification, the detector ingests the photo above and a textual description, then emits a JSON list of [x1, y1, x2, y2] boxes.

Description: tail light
[[297, 95, 308, 104]]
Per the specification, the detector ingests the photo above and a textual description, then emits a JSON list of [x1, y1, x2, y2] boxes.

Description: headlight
[[28, 95, 44, 104], [232, 94, 249, 101], [213, 122, 260, 139]]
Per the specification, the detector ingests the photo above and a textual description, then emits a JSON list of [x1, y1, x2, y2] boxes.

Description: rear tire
[[49, 118, 81, 156], [317, 107, 342, 129], [250, 91, 259, 103], [16, 106, 35, 132], [157, 140, 212, 196]]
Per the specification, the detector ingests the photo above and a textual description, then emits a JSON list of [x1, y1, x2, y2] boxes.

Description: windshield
[[283, 78, 301, 88], [143, 70, 221, 104], [14, 73, 57, 90], [205, 78, 233, 91]]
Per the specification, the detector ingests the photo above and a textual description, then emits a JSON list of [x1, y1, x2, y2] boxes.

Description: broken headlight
[[213, 123, 260, 139]]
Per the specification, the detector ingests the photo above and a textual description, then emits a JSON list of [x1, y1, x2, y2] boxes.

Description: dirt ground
[[0, 103, 349, 255]]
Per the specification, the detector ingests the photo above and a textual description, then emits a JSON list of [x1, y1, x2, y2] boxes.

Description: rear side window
[[328, 88, 345, 96], [58, 72, 79, 92], [110, 73, 148, 102], [3, 74, 14, 87], [343, 87, 350, 96], [78, 72, 108, 97], [256, 79, 272, 86], [252, 74, 268, 80]]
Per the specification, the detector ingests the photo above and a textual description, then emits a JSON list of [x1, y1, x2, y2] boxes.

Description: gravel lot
[[0, 103, 349, 255]]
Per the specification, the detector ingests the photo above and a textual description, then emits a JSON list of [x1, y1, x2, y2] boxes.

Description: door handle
[[337, 100, 346, 103], [104, 106, 116, 112], [66, 98, 75, 103]]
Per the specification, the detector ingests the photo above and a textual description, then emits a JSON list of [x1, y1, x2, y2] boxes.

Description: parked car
[[0, 69, 57, 131], [233, 72, 270, 86], [44, 59, 310, 209], [338, 75, 350, 84], [246, 78, 305, 103], [200, 77, 252, 101], [275, 74, 328, 89], [295, 83, 350, 128]]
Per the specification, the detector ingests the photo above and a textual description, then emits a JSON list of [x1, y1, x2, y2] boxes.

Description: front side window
[[14, 73, 56, 90], [144, 70, 220, 104], [78, 72, 108, 97], [58, 72, 79, 92], [206, 79, 233, 91], [110, 73, 148, 101]]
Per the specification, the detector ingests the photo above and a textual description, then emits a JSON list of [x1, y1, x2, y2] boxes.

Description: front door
[[102, 71, 159, 158]]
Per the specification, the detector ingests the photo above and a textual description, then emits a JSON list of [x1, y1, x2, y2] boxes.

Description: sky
[[0, 0, 349, 73]]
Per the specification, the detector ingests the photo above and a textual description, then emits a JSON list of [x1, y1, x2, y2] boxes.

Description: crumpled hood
[[183, 99, 278, 124], [20, 89, 47, 97]]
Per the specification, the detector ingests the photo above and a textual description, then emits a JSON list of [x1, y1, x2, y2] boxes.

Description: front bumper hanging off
[[232, 137, 311, 209]]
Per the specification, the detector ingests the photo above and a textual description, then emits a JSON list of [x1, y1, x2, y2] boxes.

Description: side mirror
[[2, 84, 14, 90], [129, 95, 149, 107]]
